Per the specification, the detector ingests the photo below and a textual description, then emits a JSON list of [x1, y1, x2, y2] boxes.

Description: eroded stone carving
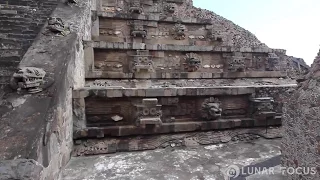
[[227, 52, 246, 72], [250, 97, 275, 117], [10, 67, 46, 93], [130, 20, 147, 38], [135, 98, 162, 127], [183, 53, 201, 72], [129, 0, 143, 14], [47, 17, 70, 36], [266, 53, 280, 71], [131, 50, 154, 73], [171, 22, 187, 40], [207, 27, 223, 42], [165, 3, 176, 14], [200, 97, 222, 120]]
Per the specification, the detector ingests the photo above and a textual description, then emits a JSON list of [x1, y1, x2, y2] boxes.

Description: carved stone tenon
[[10, 67, 46, 93]]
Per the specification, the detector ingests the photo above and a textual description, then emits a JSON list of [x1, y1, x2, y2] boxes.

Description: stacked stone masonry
[[0, 0, 312, 179], [0, 1, 92, 179], [0, 0, 59, 85], [72, 0, 304, 141]]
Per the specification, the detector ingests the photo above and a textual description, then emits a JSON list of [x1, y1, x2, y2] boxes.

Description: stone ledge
[[75, 118, 281, 138], [73, 84, 296, 98], [85, 40, 274, 53], [96, 11, 212, 25], [86, 71, 288, 79], [73, 86, 257, 98]]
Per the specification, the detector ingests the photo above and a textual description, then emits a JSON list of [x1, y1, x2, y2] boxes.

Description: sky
[[193, 0, 320, 65]]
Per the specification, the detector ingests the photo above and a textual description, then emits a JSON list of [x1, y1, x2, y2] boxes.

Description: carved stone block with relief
[[171, 22, 187, 40], [135, 98, 162, 127], [266, 53, 280, 71], [227, 52, 246, 72], [250, 97, 275, 118], [131, 50, 154, 73], [130, 20, 147, 38], [200, 97, 222, 120], [129, 0, 143, 14], [183, 53, 202, 72], [10, 67, 46, 93]]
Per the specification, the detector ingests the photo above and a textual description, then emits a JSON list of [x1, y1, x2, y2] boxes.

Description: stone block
[[177, 88, 187, 96], [164, 88, 177, 96], [186, 88, 197, 96], [188, 72, 201, 78], [107, 89, 123, 98], [146, 89, 164, 97], [137, 89, 146, 97]]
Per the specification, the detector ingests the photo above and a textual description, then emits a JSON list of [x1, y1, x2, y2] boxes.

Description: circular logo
[[224, 165, 240, 179]]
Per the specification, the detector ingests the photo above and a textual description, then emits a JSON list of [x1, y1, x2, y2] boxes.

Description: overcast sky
[[193, 0, 320, 65]]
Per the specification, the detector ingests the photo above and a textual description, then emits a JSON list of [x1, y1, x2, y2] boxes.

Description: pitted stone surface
[[61, 138, 282, 180], [282, 50, 320, 180], [73, 127, 282, 156]]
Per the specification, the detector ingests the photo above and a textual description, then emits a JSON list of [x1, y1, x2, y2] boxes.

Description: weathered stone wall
[[284, 56, 309, 79], [0, 1, 92, 179], [255, 86, 295, 114], [282, 50, 320, 180], [0, 0, 59, 85]]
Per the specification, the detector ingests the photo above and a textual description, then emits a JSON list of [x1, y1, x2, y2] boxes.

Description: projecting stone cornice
[[84, 40, 280, 53], [95, 11, 212, 25]]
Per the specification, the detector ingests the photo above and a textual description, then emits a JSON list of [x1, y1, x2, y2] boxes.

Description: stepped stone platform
[[0, 0, 310, 179], [73, 0, 301, 149]]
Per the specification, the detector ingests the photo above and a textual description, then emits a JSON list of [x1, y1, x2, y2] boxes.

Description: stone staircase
[[71, 0, 297, 156]]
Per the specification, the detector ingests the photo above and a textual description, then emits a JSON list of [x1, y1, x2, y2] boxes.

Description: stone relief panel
[[98, 19, 213, 45], [134, 98, 163, 127], [252, 54, 267, 71], [130, 50, 155, 73], [170, 22, 187, 40], [83, 95, 252, 129], [101, 0, 125, 12], [207, 26, 224, 42], [200, 97, 222, 120], [266, 53, 280, 71], [128, 0, 143, 14], [130, 20, 147, 38], [101, 0, 183, 16], [219, 95, 250, 118], [85, 98, 134, 127], [225, 52, 247, 72], [93, 49, 225, 74], [99, 19, 129, 42], [94, 49, 129, 72], [183, 53, 202, 72], [250, 97, 275, 118], [153, 52, 224, 73], [160, 97, 197, 123]]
